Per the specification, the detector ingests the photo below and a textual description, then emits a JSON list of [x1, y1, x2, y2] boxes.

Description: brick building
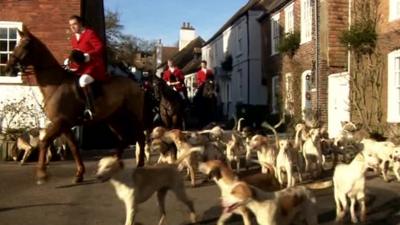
[[376, 0, 400, 125], [259, 0, 349, 137]]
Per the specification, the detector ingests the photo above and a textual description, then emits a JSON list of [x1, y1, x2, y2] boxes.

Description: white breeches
[[79, 74, 95, 87]]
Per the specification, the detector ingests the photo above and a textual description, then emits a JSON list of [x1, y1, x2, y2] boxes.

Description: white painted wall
[[202, 10, 265, 118], [0, 84, 48, 132]]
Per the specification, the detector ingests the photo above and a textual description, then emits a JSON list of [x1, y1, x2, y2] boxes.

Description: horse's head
[[5, 29, 33, 75], [202, 79, 218, 98], [151, 76, 163, 100]]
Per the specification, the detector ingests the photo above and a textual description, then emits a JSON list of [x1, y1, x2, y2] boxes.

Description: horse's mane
[[28, 33, 62, 68], [26, 31, 70, 84], [155, 76, 181, 100]]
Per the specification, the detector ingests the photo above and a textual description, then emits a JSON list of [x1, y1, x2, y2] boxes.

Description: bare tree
[[105, 9, 157, 64]]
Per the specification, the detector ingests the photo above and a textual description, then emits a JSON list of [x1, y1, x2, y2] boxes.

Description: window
[[285, 73, 294, 114], [301, 0, 312, 43], [302, 70, 312, 118], [237, 25, 243, 55], [285, 3, 294, 34], [271, 76, 280, 114], [0, 21, 22, 79], [388, 50, 400, 122], [238, 69, 244, 102], [271, 13, 280, 55], [390, 0, 400, 21]]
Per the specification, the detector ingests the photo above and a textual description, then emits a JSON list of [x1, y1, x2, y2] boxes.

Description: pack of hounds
[[26, 119, 399, 225]]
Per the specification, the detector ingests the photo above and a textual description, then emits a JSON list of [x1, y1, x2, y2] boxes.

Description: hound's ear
[[208, 168, 222, 180]]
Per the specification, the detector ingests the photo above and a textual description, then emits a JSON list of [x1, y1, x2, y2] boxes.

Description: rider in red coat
[[67, 15, 107, 120], [196, 60, 214, 87], [163, 59, 188, 100]]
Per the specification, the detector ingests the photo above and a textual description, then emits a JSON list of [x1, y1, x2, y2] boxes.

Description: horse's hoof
[[73, 176, 84, 184], [36, 170, 48, 184], [36, 176, 48, 185]]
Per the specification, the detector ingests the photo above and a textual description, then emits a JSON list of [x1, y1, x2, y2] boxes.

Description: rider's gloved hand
[[70, 49, 86, 65]]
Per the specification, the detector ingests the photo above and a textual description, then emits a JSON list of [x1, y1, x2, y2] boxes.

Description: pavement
[[0, 149, 399, 225]]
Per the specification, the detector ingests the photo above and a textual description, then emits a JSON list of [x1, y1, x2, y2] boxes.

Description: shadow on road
[[0, 203, 78, 213], [55, 178, 100, 189]]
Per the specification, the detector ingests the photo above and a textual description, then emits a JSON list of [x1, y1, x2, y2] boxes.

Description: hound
[[333, 148, 380, 223], [220, 181, 318, 225], [95, 151, 198, 225]]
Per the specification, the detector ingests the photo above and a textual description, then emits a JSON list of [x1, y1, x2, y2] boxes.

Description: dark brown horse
[[150, 75, 185, 129], [193, 79, 219, 128], [5, 29, 147, 184]]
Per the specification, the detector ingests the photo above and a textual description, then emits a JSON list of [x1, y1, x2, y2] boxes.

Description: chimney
[[179, 22, 197, 50]]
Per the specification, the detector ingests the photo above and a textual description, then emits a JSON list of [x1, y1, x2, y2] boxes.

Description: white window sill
[[300, 39, 312, 45], [0, 76, 23, 84], [271, 52, 279, 56], [389, 16, 400, 22], [387, 118, 400, 123]]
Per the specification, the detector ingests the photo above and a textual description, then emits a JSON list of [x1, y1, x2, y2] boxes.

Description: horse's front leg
[[136, 130, 146, 167], [37, 122, 62, 184], [62, 129, 85, 183]]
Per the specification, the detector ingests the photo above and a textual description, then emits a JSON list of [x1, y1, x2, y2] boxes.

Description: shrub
[[278, 31, 300, 57]]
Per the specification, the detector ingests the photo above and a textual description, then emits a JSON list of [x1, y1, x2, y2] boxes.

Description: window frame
[[0, 21, 23, 84], [271, 75, 280, 114], [301, 70, 312, 118], [237, 25, 243, 57], [300, 0, 312, 44], [285, 73, 294, 114], [388, 50, 400, 122], [285, 3, 294, 34], [270, 13, 280, 56]]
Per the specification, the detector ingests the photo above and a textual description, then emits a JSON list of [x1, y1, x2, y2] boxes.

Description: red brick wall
[[0, 0, 81, 63], [1, 0, 106, 85], [372, 0, 400, 123]]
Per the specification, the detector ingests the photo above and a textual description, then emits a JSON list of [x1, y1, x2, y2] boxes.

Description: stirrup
[[83, 109, 94, 120]]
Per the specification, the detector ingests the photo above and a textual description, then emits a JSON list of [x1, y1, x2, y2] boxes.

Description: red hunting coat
[[163, 67, 186, 92], [196, 69, 214, 87], [70, 28, 107, 81]]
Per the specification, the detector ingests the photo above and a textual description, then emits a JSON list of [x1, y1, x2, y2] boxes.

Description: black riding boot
[[82, 85, 95, 120]]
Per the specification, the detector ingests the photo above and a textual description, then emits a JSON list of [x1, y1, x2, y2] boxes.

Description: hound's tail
[[304, 180, 333, 190]]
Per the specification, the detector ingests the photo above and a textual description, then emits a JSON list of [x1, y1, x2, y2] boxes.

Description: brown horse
[[150, 75, 185, 129], [5, 29, 147, 184]]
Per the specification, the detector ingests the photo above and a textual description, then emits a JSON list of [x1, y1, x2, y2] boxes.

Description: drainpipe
[[246, 13, 251, 105], [314, 0, 320, 118], [348, 0, 352, 81]]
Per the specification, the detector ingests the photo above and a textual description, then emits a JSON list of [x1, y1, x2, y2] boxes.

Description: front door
[[328, 73, 350, 138]]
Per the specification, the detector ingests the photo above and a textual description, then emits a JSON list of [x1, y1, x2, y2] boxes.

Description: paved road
[[0, 150, 399, 225]]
